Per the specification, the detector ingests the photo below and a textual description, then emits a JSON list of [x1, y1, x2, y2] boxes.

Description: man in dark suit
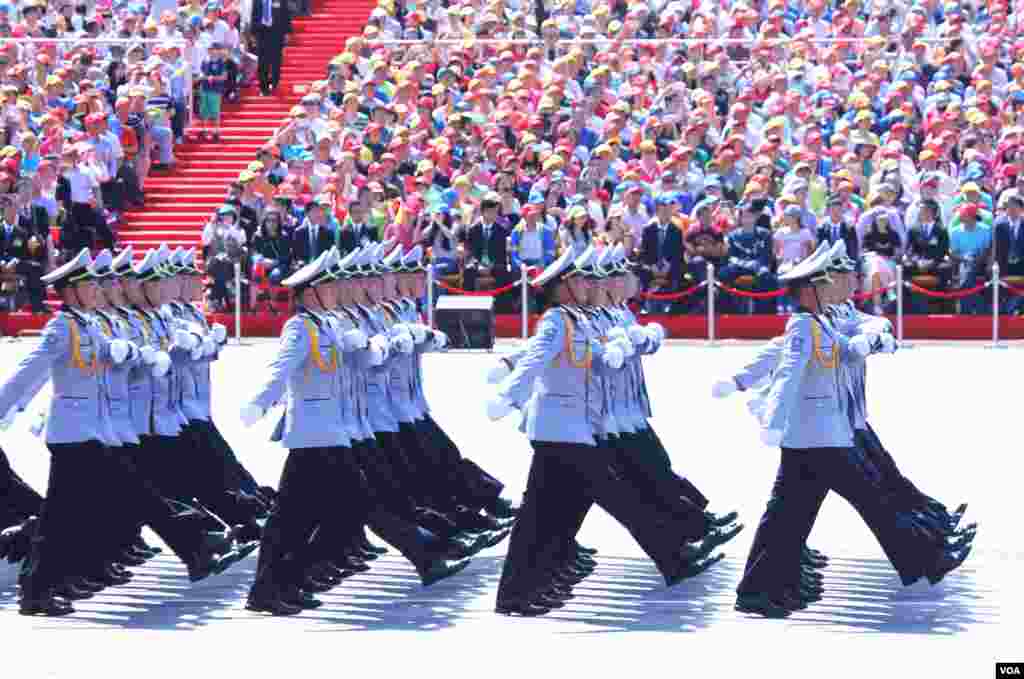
[[993, 193, 1024, 313], [0, 198, 47, 312], [337, 201, 379, 256], [816, 195, 860, 272], [291, 198, 334, 267], [639, 194, 684, 313], [251, 0, 291, 96], [461, 191, 511, 293], [901, 197, 952, 313]]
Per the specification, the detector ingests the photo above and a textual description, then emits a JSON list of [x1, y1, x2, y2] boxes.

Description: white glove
[[612, 336, 634, 358], [29, 410, 45, 438], [849, 334, 872, 358], [342, 328, 369, 351], [369, 335, 389, 365], [432, 330, 448, 350], [486, 360, 511, 384], [760, 428, 784, 447], [603, 342, 625, 369], [202, 336, 217, 357], [879, 333, 897, 353], [109, 339, 130, 364], [627, 324, 648, 346], [0, 406, 17, 431], [152, 352, 171, 377], [391, 332, 414, 354], [240, 403, 264, 427], [608, 327, 628, 343], [485, 394, 515, 421], [140, 345, 157, 365], [211, 323, 228, 343], [647, 322, 666, 343], [173, 329, 200, 350], [408, 323, 427, 343], [711, 379, 737, 399]]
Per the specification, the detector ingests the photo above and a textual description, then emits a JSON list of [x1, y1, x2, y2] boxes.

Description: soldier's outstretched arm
[[496, 309, 566, 407], [0, 315, 70, 417], [249, 317, 311, 413], [732, 336, 784, 391]]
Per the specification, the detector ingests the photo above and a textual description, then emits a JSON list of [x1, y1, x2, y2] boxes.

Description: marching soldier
[[240, 250, 367, 615], [394, 246, 518, 522], [485, 246, 734, 616], [714, 241, 975, 610]]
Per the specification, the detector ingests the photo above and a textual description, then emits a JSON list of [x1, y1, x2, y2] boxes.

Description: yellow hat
[[238, 170, 256, 183], [247, 161, 265, 172], [961, 182, 981, 194]]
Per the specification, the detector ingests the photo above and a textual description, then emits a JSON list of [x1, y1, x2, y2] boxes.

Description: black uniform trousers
[[20, 442, 107, 598], [194, 419, 263, 497], [99, 444, 224, 572], [497, 441, 691, 605], [790, 435, 945, 587], [413, 415, 505, 511], [737, 446, 944, 597], [611, 431, 711, 539], [256, 32, 286, 91], [131, 436, 225, 532], [346, 438, 454, 566], [179, 420, 264, 526], [0, 447, 43, 526], [639, 427, 710, 510], [252, 446, 345, 597]]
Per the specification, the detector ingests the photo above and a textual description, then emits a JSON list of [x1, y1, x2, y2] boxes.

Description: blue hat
[[964, 163, 985, 181], [655, 192, 677, 206]]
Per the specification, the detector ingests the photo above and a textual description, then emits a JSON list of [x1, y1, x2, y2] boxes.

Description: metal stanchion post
[[520, 265, 528, 340], [896, 265, 911, 349], [233, 261, 243, 345], [707, 262, 716, 346], [989, 263, 1005, 349], [426, 264, 434, 328]]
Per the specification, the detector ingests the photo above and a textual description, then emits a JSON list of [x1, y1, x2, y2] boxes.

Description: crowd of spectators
[[9, 0, 1024, 317], [200, 0, 1024, 316], [0, 0, 274, 313]]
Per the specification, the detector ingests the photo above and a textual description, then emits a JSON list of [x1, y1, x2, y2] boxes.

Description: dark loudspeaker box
[[434, 296, 495, 350]]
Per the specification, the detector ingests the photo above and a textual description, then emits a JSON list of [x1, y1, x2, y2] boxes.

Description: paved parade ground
[[0, 338, 1021, 678]]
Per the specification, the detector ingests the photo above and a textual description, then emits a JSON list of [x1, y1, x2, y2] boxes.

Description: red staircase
[[117, 0, 375, 254]]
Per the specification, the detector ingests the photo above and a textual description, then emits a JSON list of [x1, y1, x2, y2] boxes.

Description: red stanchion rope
[[638, 282, 706, 300], [906, 282, 989, 299], [714, 283, 788, 299], [435, 279, 523, 296], [1000, 282, 1024, 297], [850, 284, 895, 301]]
